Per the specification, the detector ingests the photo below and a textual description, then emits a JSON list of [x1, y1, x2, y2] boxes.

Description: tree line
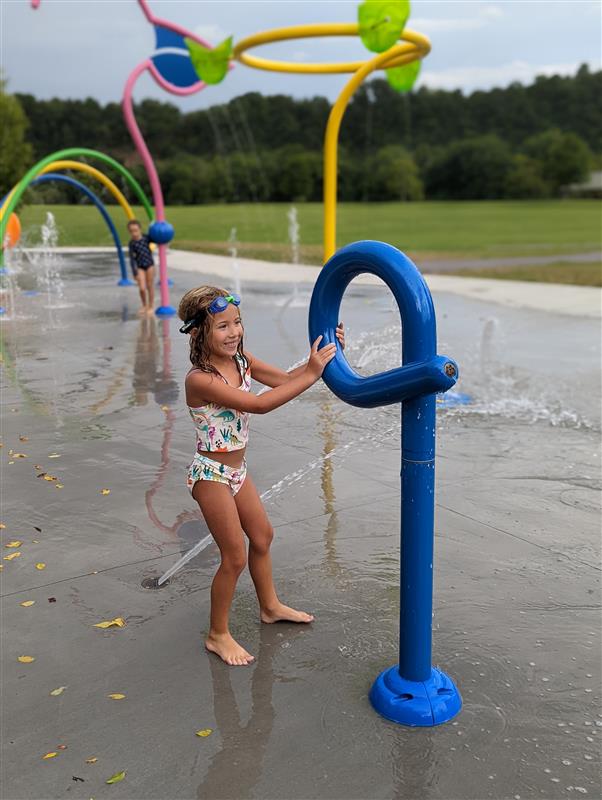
[[3, 64, 600, 203]]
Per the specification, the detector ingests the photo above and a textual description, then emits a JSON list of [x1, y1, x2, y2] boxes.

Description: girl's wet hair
[[178, 285, 246, 376]]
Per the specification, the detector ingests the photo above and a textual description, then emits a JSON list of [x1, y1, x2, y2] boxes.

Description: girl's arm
[[246, 323, 345, 388], [186, 337, 336, 414], [128, 241, 138, 277]]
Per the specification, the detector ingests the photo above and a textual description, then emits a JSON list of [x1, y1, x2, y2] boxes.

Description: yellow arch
[[0, 161, 136, 222], [40, 161, 136, 220], [323, 31, 430, 261], [234, 22, 420, 74], [233, 23, 431, 264]]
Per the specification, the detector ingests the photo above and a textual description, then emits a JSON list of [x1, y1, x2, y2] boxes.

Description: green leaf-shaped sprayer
[[386, 59, 421, 92], [185, 36, 233, 85], [358, 0, 410, 53]]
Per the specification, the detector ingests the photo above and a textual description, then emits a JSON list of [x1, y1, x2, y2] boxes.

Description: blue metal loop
[[308, 240, 458, 407], [308, 240, 462, 727]]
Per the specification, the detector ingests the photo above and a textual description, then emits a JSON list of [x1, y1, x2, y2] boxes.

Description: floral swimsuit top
[[188, 354, 251, 453]]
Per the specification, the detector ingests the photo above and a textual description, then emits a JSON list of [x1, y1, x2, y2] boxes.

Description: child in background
[[179, 285, 345, 666], [127, 219, 155, 314]]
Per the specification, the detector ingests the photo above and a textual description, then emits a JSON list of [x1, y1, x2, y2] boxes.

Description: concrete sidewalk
[[1, 253, 600, 799], [38, 246, 602, 318]]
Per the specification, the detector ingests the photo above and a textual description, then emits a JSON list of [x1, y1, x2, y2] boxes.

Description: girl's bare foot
[[260, 603, 314, 624], [205, 632, 255, 666], [137, 307, 146, 316]]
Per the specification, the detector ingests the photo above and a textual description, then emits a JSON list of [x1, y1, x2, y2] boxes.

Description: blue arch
[[30, 174, 134, 286]]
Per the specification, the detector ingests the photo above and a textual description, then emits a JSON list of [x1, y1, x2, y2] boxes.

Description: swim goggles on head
[[179, 293, 241, 334]]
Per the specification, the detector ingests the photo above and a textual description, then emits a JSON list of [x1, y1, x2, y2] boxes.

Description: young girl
[[127, 219, 155, 315], [179, 286, 344, 666]]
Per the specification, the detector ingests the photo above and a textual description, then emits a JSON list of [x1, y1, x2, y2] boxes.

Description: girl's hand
[[306, 336, 337, 380], [336, 322, 345, 350]]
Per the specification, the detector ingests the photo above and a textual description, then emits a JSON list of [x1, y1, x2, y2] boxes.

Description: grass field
[[454, 262, 602, 286], [16, 200, 602, 284]]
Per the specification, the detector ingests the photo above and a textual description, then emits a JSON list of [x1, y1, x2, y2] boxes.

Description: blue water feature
[[2, 176, 134, 286], [31, 174, 134, 286], [308, 240, 462, 727]]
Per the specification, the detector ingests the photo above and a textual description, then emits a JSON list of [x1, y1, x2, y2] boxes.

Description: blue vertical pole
[[399, 394, 436, 682], [308, 240, 462, 727]]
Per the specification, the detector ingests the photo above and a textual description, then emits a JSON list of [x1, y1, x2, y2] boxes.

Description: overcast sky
[[1, 0, 600, 109]]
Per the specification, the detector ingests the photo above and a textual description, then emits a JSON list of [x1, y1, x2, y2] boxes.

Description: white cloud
[[193, 24, 229, 44], [421, 60, 599, 92], [480, 5, 504, 20], [412, 4, 504, 34]]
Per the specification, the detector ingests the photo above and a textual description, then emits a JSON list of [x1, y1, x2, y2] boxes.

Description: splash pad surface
[[2, 253, 600, 799]]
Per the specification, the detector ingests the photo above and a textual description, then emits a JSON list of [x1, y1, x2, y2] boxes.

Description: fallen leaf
[[32, 540, 40, 543], [93, 617, 125, 629], [195, 729, 213, 737], [161, 405, 169, 412], [55, 484, 64, 489], [107, 693, 126, 700], [43, 475, 57, 482], [57, 745, 68, 751], [13, 453, 28, 458], [100, 489, 110, 495], [72, 776, 84, 782], [19, 436, 29, 442], [48, 597, 56, 603], [85, 757, 98, 764], [0, 565, 4, 571], [50, 686, 67, 696], [5, 541, 22, 548], [8, 461, 14, 465], [20, 600, 36, 607], [4, 552, 21, 561], [18, 655, 35, 663], [33, 526, 42, 532], [42, 752, 58, 760], [0, 522, 5, 529], [34, 465, 43, 470], [105, 771, 126, 785], [36, 563, 46, 570], [48, 454, 61, 459]]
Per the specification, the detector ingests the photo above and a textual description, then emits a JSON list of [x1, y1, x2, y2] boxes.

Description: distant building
[[565, 171, 602, 198]]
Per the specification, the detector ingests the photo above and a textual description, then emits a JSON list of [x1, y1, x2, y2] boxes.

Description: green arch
[[0, 148, 154, 260]]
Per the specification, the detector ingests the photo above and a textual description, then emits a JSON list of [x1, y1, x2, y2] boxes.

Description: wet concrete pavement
[[1, 253, 601, 800]]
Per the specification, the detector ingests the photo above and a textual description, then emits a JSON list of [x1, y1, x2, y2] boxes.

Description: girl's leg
[[234, 475, 314, 624], [193, 480, 255, 665], [146, 266, 155, 311], [136, 271, 147, 313]]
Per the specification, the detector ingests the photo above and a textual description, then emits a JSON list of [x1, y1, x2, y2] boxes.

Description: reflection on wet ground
[[1, 253, 601, 799]]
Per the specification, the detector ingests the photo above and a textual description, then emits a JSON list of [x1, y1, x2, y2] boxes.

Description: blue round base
[[156, 279, 174, 287], [155, 305, 176, 317], [0, 267, 11, 275], [118, 278, 136, 286], [370, 666, 461, 727]]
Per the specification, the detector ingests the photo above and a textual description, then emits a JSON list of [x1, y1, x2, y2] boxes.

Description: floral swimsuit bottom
[[187, 453, 247, 497]]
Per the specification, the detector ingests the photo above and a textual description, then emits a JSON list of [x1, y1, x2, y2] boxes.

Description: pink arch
[[30, 0, 229, 313]]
